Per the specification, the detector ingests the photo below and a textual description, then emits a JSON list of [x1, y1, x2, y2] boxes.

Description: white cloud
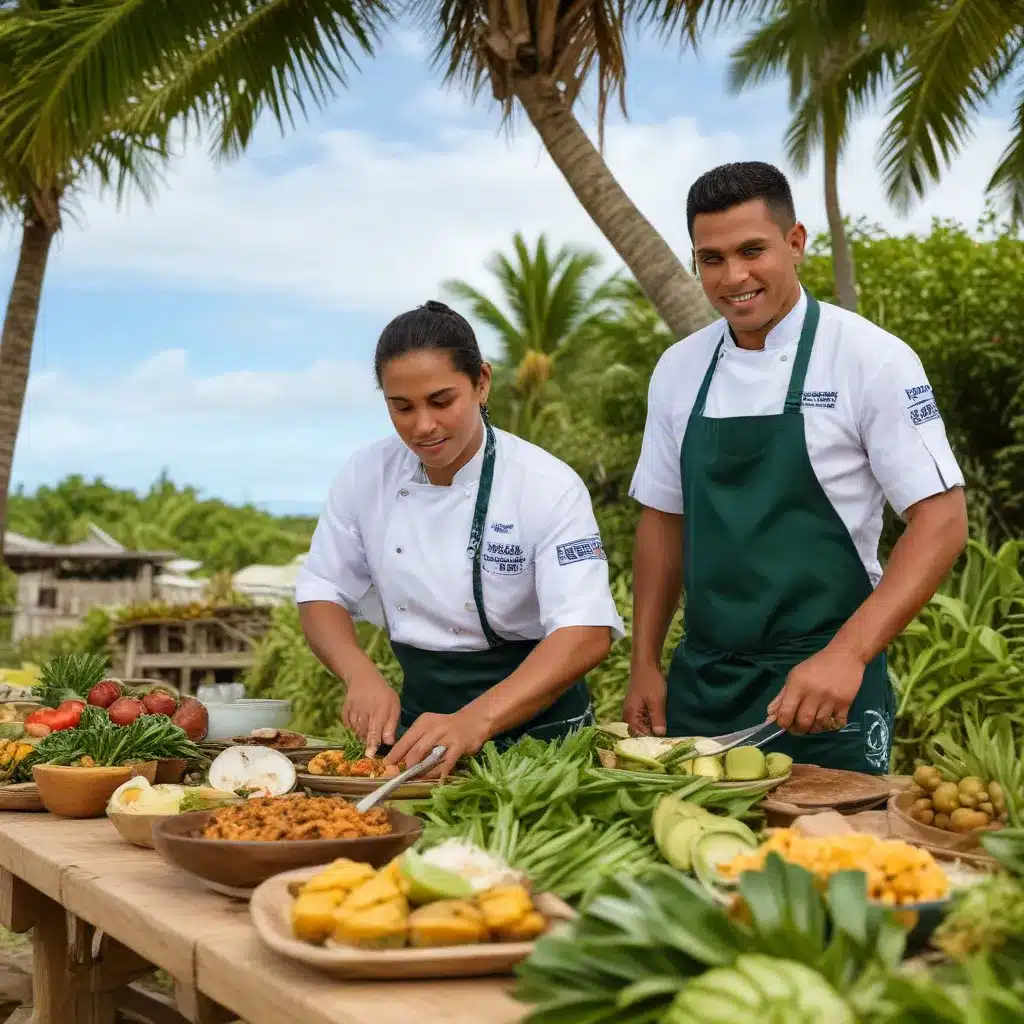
[[48, 107, 1011, 318], [391, 26, 430, 59], [7, 84, 1013, 504], [15, 348, 390, 502]]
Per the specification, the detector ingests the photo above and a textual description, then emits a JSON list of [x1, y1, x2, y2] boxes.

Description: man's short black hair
[[686, 161, 796, 238]]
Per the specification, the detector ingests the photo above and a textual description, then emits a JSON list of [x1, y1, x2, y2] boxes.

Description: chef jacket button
[[781, 354, 788, 362], [451, 627, 461, 634], [396, 547, 403, 554], [464, 602, 474, 610], [397, 604, 407, 612], [399, 488, 409, 497]]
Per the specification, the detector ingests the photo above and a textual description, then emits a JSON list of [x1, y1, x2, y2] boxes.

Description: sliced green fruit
[[690, 755, 724, 780], [660, 817, 709, 871], [399, 848, 473, 904], [724, 745, 767, 781], [765, 752, 793, 778], [614, 737, 671, 772], [692, 830, 756, 892]]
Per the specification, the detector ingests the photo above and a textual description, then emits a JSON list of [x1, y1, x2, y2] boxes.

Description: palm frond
[[877, 0, 1022, 211], [986, 78, 1024, 225], [783, 89, 824, 172], [0, 0, 388, 177]]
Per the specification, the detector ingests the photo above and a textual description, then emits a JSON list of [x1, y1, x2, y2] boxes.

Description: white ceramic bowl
[[204, 699, 292, 740]]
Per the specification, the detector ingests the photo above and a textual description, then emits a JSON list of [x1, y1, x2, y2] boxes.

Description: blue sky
[[2, 20, 1014, 516]]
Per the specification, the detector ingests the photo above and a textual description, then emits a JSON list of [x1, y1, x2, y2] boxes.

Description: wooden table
[[0, 814, 526, 1024]]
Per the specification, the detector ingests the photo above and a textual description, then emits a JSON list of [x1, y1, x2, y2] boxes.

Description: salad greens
[[27, 705, 200, 768], [409, 729, 767, 903]]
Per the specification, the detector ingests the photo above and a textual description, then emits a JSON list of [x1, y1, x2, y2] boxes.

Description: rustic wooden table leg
[[32, 893, 77, 1024]]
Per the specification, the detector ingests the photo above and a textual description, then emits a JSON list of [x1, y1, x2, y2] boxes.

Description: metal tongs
[[354, 744, 447, 813], [699, 718, 783, 755]]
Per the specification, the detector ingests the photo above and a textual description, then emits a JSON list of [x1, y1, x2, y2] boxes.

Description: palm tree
[[871, 0, 1024, 224], [445, 232, 622, 440], [409, 0, 718, 340], [0, 0, 387, 555], [724, 2, 900, 310]]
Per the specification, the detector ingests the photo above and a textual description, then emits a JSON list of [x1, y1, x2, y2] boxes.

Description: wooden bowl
[[155, 759, 189, 784], [32, 762, 158, 819], [107, 809, 171, 849], [151, 805, 423, 891], [887, 790, 997, 853]]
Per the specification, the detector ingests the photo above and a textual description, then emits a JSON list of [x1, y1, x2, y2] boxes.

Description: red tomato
[[58, 700, 85, 727], [47, 709, 78, 732]]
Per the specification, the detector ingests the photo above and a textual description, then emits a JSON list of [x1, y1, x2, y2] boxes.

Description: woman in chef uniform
[[295, 300, 624, 775]]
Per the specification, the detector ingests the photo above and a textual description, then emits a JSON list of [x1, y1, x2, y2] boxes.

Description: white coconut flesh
[[693, 738, 725, 756], [208, 746, 296, 798]]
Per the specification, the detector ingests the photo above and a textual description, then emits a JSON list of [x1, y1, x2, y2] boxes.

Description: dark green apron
[[666, 293, 894, 774], [391, 420, 594, 748]]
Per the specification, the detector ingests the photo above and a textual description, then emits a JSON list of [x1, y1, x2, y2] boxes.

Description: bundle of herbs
[[26, 706, 201, 769], [410, 729, 767, 903]]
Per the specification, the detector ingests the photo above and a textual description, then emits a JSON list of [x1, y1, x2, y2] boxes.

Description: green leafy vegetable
[[27, 706, 200, 768], [33, 653, 109, 708]]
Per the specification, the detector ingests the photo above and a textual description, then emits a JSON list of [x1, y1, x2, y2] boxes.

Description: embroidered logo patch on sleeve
[[905, 384, 942, 426], [557, 536, 606, 566]]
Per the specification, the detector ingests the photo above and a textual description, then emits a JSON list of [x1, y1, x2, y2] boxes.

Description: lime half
[[400, 848, 474, 904]]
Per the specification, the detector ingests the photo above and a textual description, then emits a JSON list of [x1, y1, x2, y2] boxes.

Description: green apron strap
[[694, 339, 725, 416], [467, 418, 504, 648], [783, 293, 820, 414]]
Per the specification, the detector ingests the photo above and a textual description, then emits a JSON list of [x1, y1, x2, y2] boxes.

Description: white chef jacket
[[296, 426, 625, 652], [629, 288, 965, 586]]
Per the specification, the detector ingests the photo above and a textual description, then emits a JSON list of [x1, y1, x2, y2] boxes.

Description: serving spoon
[[354, 744, 448, 813]]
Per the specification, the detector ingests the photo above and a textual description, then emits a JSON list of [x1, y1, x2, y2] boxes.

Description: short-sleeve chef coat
[[296, 426, 625, 649], [629, 288, 965, 584]]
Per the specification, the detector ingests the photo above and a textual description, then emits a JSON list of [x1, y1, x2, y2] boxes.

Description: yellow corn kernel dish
[[719, 829, 950, 906]]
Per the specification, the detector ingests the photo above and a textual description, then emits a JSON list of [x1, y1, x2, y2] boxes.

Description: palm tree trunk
[[514, 75, 714, 340], [0, 209, 57, 557], [823, 131, 857, 311]]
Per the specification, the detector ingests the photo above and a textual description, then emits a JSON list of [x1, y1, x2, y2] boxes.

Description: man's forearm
[[465, 626, 611, 736], [831, 488, 969, 664], [631, 507, 684, 670], [298, 601, 383, 685]]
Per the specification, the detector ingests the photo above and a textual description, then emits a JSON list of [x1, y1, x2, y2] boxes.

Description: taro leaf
[[738, 855, 827, 963]]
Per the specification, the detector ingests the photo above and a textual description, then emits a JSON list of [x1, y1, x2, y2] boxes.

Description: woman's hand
[[341, 671, 401, 756], [383, 708, 490, 777]]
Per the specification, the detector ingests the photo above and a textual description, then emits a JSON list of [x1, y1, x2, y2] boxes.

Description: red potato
[[171, 698, 208, 741], [142, 691, 178, 717], [108, 697, 145, 726], [88, 680, 123, 708]]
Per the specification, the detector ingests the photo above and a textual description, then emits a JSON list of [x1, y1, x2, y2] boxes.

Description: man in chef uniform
[[623, 160, 968, 773]]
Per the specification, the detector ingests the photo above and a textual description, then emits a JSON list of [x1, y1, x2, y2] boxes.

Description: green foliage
[[7, 471, 315, 572], [802, 212, 1024, 543]]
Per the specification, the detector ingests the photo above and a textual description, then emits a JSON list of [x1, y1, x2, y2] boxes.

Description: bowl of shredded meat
[[151, 794, 422, 892]]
